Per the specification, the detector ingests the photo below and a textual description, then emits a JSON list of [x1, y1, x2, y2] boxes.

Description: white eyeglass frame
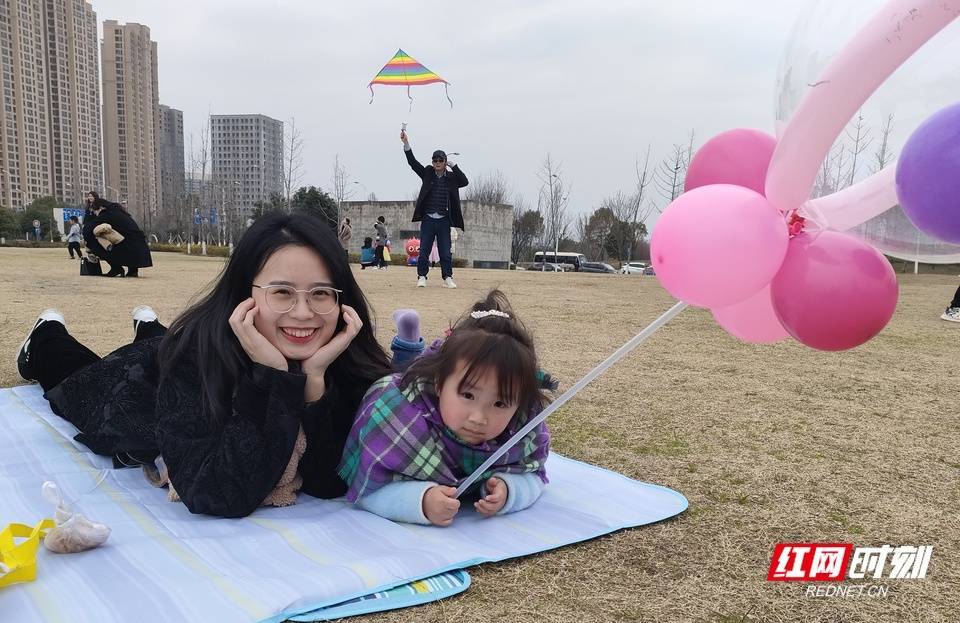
[[252, 284, 343, 315]]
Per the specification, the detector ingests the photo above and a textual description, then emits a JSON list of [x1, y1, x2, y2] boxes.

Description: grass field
[[1, 247, 957, 623]]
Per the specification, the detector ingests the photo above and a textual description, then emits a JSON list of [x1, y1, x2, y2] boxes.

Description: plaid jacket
[[339, 374, 550, 502]]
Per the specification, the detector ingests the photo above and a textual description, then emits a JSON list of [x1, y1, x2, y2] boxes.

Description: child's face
[[251, 245, 339, 362], [438, 360, 518, 445]]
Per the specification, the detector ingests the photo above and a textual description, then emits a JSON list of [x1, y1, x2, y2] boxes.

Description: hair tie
[[470, 310, 510, 320]]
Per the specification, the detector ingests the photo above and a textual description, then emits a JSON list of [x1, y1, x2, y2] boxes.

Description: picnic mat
[[0, 385, 688, 622]]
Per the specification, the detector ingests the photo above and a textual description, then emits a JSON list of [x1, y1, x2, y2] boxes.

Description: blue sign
[[209, 207, 218, 225], [62, 207, 84, 222], [194, 209, 202, 225]]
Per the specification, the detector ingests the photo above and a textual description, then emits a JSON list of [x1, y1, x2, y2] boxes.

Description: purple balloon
[[896, 102, 960, 244], [771, 231, 898, 351]]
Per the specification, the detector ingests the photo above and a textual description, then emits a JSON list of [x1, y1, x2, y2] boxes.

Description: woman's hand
[[475, 477, 508, 517], [423, 485, 460, 526], [229, 298, 287, 371], [301, 305, 363, 378]]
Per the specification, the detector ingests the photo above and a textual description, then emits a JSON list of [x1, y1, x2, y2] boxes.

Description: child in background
[[339, 290, 554, 526], [359, 237, 376, 270], [390, 309, 425, 371]]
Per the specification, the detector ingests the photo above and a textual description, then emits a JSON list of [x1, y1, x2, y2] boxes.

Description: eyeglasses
[[432, 158, 446, 163], [252, 284, 342, 315]]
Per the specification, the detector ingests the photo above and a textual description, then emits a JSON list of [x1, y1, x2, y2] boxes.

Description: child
[[390, 309, 425, 371], [339, 290, 553, 526], [359, 236, 376, 269], [66, 215, 83, 259], [16, 213, 392, 518]]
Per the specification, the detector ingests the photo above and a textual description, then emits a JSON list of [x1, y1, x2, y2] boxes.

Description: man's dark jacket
[[404, 148, 469, 230]]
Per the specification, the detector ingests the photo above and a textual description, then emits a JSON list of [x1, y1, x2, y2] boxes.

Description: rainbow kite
[[368, 49, 453, 110]]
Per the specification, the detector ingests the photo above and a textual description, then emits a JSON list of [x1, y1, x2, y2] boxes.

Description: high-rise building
[[159, 104, 184, 224], [101, 20, 161, 229], [0, 0, 101, 210], [210, 114, 283, 219]]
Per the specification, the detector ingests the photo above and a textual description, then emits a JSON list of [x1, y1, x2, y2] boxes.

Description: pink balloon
[[712, 285, 789, 344], [652, 184, 788, 308], [685, 129, 777, 194], [771, 231, 898, 351]]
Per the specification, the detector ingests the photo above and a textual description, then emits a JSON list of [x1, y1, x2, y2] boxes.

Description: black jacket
[[46, 338, 370, 518], [405, 148, 469, 230], [95, 200, 153, 268]]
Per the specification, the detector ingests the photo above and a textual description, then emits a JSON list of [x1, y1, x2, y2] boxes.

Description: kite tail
[[444, 83, 453, 109], [368, 85, 374, 105], [407, 85, 413, 113]]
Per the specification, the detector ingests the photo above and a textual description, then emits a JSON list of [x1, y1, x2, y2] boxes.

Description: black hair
[[377, 215, 385, 223], [362, 236, 373, 248], [69, 216, 79, 222], [158, 212, 392, 423], [402, 289, 547, 412]]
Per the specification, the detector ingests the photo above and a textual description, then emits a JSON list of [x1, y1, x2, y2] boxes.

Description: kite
[[368, 49, 452, 111]]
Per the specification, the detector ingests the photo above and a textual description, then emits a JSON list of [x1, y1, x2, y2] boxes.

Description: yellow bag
[[382, 247, 391, 263], [0, 519, 55, 587]]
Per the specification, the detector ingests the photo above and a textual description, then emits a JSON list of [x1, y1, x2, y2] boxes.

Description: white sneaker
[[371, 266, 379, 271], [443, 277, 458, 289], [132, 305, 159, 338], [417, 276, 427, 288], [16, 309, 65, 381], [941, 307, 960, 323]]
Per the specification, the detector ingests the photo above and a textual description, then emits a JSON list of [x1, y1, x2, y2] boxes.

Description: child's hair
[[362, 236, 373, 248], [377, 215, 385, 223], [402, 289, 546, 411], [69, 216, 79, 223]]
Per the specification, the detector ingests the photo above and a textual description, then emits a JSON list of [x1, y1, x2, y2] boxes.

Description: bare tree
[[283, 117, 305, 211], [623, 146, 655, 263], [330, 154, 354, 222], [186, 124, 211, 247], [872, 113, 896, 172], [654, 143, 689, 204], [845, 110, 874, 186], [536, 154, 571, 264], [465, 170, 510, 204]]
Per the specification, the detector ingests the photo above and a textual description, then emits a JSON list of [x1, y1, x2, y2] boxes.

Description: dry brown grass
[[2, 247, 958, 623]]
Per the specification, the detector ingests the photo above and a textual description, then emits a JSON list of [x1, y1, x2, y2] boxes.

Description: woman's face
[[85, 193, 94, 205], [251, 245, 339, 362]]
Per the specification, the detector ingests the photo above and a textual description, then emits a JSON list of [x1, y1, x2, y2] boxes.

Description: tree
[[330, 154, 354, 222], [845, 110, 873, 187], [536, 154, 570, 262], [577, 205, 617, 260], [654, 142, 689, 204], [511, 208, 543, 263], [283, 117, 305, 211], [251, 193, 288, 220], [19, 197, 63, 239], [0, 207, 18, 238], [872, 113, 896, 172], [291, 186, 338, 230], [466, 170, 510, 204]]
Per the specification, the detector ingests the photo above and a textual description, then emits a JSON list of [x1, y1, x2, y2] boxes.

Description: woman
[[65, 215, 83, 260], [83, 191, 153, 277], [16, 212, 392, 517]]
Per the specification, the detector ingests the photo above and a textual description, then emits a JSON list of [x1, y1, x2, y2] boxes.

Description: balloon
[[651, 184, 788, 309], [895, 102, 960, 244], [712, 285, 789, 344], [800, 167, 897, 232], [685, 129, 777, 194], [771, 231, 898, 351]]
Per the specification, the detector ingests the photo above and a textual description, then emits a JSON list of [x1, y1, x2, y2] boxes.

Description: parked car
[[643, 265, 656, 276], [580, 261, 617, 274], [620, 261, 649, 275], [529, 262, 566, 272]]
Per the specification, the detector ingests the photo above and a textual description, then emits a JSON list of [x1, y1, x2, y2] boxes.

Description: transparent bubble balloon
[[776, 0, 960, 263]]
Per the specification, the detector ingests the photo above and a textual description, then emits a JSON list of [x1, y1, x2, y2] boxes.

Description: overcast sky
[[89, 0, 919, 225]]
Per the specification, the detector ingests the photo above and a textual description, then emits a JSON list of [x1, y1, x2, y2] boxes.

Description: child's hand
[[423, 485, 460, 526], [475, 477, 507, 517]]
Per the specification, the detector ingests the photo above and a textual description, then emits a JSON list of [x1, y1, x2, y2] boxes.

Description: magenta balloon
[[651, 184, 788, 308], [685, 129, 777, 194], [771, 231, 898, 351], [895, 102, 960, 244], [711, 285, 790, 344]]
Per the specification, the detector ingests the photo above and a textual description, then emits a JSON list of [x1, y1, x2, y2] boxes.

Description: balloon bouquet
[[651, 0, 960, 351]]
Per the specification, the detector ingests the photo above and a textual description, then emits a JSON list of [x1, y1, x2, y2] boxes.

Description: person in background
[[66, 216, 83, 260], [941, 284, 960, 323]]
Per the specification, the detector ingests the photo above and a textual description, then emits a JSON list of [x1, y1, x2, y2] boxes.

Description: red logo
[[768, 543, 853, 581]]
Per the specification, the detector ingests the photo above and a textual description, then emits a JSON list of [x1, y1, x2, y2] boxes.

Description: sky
[[86, 0, 954, 228]]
